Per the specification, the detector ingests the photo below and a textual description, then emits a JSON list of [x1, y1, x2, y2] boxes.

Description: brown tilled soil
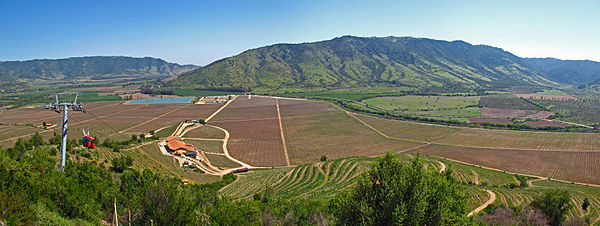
[[481, 108, 534, 118], [523, 120, 571, 128], [525, 111, 554, 119], [468, 118, 513, 124], [412, 144, 600, 185], [214, 119, 287, 167]]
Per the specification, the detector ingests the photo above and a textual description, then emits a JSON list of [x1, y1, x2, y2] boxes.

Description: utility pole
[[44, 93, 86, 172]]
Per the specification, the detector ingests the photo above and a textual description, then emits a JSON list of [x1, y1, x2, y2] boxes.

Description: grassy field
[[136, 143, 219, 183], [362, 95, 480, 118], [182, 125, 225, 139], [354, 114, 462, 142]]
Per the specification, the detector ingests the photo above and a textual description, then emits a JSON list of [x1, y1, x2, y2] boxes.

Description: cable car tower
[[44, 93, 86, 172]]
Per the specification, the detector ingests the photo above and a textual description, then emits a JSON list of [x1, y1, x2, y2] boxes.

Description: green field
[[362, 95, 480, 118]]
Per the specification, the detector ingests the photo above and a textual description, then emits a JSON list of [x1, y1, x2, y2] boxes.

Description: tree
[[320, 155, 327, 162], [110, 155, 133, 173], [131, 134, 138, 141], [582, 197, 590, 211], [530, 189, 572, 226], [31, 132, 44, 146], [332, 153, 468, 225]]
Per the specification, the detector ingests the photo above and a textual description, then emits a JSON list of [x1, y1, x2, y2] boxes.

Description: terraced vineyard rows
[[463, 186, 490, 210], [221, 157, 371, 200], [441, 159, 518, 187]]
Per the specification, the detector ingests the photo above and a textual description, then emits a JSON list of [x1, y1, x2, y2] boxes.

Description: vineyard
[[223, 153, 600, 223], [279, 99, 422, 164], [220, 157, 372, 200], [417, 144, 600, 185], [210, 96, 287, 166], [434, 128, 600, 151]]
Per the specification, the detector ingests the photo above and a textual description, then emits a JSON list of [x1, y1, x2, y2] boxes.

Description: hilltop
[[0, 56, 198, 89], [169, 36, 568, 92]]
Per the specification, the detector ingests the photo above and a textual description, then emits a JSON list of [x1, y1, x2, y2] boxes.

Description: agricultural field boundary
[[275, 98, 291, 166], [350, 111, 600, 153], [119, 104, 191, 133], [204, 95, 238, 122], [439, 156, 600, 188], [0, 103, 146, 143], [330, 103, 600, 186]]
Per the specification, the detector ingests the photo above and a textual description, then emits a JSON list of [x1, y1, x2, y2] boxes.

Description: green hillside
[[0, 56, 198, 89], [523, 58, 600, 86], [169, 36, 559, 92]]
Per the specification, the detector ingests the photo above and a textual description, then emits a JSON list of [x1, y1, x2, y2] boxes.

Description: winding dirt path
[[527, 178, 543, 187], [468, 189, 496, 217], [438, 160, 446, 173]]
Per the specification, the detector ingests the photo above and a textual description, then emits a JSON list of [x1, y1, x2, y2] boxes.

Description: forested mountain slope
[[170, 36, 561, 91], [0, 56, 198, 88]]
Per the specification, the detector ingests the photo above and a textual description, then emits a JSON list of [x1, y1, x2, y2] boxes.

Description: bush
[[582, 197, 590, 211], [332, 153, 468, 225], [110, 155, 133, 173], [320, 155, 327, 162], [530, 189, 572, 226]]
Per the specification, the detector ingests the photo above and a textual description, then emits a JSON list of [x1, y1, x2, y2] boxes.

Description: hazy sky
[[1, 0, 599, 65]]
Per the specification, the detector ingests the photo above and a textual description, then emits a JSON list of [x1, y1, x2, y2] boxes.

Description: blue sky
[[0, 0, 599, 65]]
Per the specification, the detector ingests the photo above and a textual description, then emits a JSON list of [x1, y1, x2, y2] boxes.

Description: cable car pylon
[[44, 92, 86, 172]]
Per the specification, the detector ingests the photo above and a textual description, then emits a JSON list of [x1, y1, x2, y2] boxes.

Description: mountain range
[[0, 56, 198, 89], [169, 36, 600, 92], [4, 36, 600, 92]]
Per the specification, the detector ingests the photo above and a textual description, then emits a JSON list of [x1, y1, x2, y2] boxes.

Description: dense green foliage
[[530, 190, 572, 226], [536, 98, 600, 126], [110, 155, 133, 173], [332, 153, 468, 225], [524, 58, 600, 85], [170, 36, 560, 91], [0, 134, 266, 225], [480, 94, 540, 110], [0, 56, 197, 88]]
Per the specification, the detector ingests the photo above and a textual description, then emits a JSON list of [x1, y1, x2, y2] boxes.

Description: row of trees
[[334, 98, 597, 132]]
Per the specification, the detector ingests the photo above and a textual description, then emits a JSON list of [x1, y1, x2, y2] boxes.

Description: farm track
[[0, 104, 147, 143], [468, 189, 496, 217], [345, 110, 600, 186], [119, 104, 191, 133], [275, 98, 291, 166], [437, 160, 446, 173]]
